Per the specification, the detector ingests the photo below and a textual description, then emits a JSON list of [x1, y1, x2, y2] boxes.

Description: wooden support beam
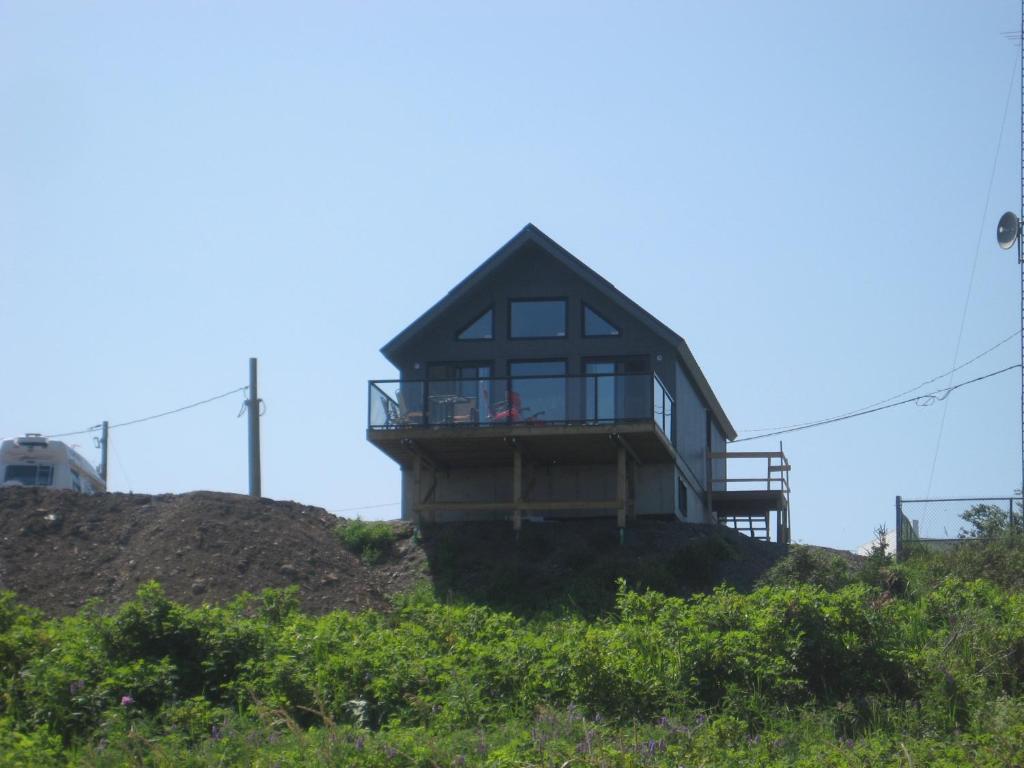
[[617, 444, 627, 531], [412, 455, 423, 526], [417, 499, 624, 512], [612, 433, 642, 466], [401, 438, 443, 471], [513, 443, 523, 534]]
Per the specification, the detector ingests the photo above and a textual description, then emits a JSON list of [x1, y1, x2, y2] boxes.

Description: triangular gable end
[[379, 223, 736, 439]]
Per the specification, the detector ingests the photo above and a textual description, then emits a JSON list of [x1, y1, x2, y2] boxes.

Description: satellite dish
[[998, 211, 1020, 250]]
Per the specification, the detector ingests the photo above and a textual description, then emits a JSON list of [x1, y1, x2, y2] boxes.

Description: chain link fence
[[895, 496, 1022, 558]]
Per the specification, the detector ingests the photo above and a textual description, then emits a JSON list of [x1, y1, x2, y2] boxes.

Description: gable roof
[[381, 224, 736, 440]]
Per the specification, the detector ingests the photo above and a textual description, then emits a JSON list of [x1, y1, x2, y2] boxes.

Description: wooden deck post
[[412, 455, 423, 527], [617, 444, 627, 542], [512, 444, 523, 535]]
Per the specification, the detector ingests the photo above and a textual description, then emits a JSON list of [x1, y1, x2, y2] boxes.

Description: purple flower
[[695, 714, 706, 726], [843, 738, 855, 749], [384, 745, 398, 758], [354, 736, 364, 751], [210, 724, 221, 741], [120, 695, 134, 707], [68, 680, 85, 695]]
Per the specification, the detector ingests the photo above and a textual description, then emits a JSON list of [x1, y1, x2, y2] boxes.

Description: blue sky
[[2, 1, 1021, 549]]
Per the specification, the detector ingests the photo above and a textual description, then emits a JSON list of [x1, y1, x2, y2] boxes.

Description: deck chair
[[452, 398, 477, 424], [491, 391, 522, 422], [396, 389, 425, 425]]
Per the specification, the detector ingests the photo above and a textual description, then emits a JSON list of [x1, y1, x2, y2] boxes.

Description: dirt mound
[[0, 488, 816, 618], [0, 487, 424, 616]]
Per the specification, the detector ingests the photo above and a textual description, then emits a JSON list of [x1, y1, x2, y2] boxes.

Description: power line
[[925, 48, 1020, 497], [733, 364, 1020, 443], [328, 501, 401, 514], [44, 386, 248, 439], [740, 328, 1021, 435]]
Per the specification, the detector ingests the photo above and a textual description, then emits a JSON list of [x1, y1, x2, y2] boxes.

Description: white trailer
[[0, 434, 105, 494]]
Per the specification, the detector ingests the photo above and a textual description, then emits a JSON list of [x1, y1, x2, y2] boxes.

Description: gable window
[[583, 304, 620, 337], [457, 308, 493, 340], [510, 299, 567, 339]]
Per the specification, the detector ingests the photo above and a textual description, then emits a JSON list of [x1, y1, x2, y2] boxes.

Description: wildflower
[[657, 715, 671, 728], [748, 734, 761, 745], [453, 756, 466, 767], [384, 745, 398, 758], [210, 724, 221, 741], [843, 738, 855, 749], [68, 680, 85, 695], [120, 695, 134, 707], [354, 736, 365, 751], [695, 714, 706, 726]]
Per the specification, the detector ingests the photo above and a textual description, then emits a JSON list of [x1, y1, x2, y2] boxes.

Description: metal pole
[[248, 357, 262, 497], [99, 420, 109, 485], [895, 496, 903, 562]]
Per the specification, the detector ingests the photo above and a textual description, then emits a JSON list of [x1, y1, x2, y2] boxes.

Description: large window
[[427, 363, 491, 424], [509, 299, 567, 339], [457, 308, 493, 340], [507, 360, 566, 421], [4, 464, 53, 486], [583, 357, 649, 422]]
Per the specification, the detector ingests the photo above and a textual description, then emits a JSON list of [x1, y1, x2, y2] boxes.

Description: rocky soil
[[0, 487, 833, 617]]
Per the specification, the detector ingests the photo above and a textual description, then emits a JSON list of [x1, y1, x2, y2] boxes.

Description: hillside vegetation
[[1, 529, 1024, 766]]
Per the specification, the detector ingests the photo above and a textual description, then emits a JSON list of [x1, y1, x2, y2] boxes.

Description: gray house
[[367, 224, 789, 541]]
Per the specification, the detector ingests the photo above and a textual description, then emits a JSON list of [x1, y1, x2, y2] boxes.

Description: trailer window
[[4, 465, 54, 486]]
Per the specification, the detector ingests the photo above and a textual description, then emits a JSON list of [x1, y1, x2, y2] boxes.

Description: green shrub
[[335, 519, 398, 563], [2, 570, 1024, 762], [757, 545, 855, 591]]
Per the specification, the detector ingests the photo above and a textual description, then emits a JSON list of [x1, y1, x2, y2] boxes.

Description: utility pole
[[98, 420, 109, 485], [247, 357, 262, 497]]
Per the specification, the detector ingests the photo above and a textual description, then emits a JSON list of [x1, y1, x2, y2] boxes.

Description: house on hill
[[366, 224, 790, 542]]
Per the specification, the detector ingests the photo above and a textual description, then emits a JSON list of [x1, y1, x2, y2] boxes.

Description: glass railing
[[368, 373, 675, 440]]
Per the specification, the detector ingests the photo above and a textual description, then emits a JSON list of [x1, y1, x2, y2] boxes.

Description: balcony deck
[[709, 449, 791, 543], [367, 419, 676, 469], [367, 373, 675, 469]]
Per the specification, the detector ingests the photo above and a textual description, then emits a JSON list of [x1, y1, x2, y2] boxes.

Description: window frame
[[507, 297, 569, 340], [455, 307, 495, 342], [507, 358, 568, 423], [581, 302, 621, 337]]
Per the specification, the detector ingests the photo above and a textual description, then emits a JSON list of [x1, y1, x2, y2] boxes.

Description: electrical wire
[[44, 386, 248, 439], [924, 49, 1020, 496], [739, 328, 1021, 435], [732, 363, 1020, 443], [328, 501, 401, 514]]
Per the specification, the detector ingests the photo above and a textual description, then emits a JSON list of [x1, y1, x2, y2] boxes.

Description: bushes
[[0, 560, 1023, 762], [334, 519, 399, 563], [757, 545, 855, 591]]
